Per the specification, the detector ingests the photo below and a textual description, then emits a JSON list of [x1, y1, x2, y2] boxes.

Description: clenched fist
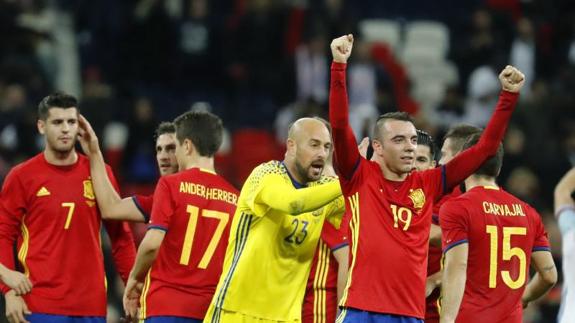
[[499, 65, 525, 93], [331, 34, 354, 64]]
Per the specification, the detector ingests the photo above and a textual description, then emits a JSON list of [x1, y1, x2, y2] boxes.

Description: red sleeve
[[321, 221, 348, 251], [443, 91, 519, 191], [148, 178, 174, 231], [329, 62, 362, 180], [530, 208, 551, 252], [439, 200, 470, 253], [102, 166, 136, 284], [0, 169, 26, 294], [132, 194, 153, 223]]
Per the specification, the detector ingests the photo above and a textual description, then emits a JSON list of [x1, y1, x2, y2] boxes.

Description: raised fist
[[499, 65, 525, 93], [330, 34, 354, 64]]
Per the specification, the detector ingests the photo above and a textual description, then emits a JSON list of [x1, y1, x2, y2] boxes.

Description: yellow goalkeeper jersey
[[205, 160, 344, 322]]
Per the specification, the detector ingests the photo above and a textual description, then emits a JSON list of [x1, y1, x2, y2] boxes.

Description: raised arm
[[78, 115, 147, 222], [329, 35, 362, 180], [442, 66, 523, 192], [555, 167, 575, 212]]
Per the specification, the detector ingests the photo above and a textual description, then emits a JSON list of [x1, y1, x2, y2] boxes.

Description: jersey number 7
[[180, 205, 230, 268]]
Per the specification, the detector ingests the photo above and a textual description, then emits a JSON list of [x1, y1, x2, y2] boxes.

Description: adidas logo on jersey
[[36, 186, 51, 197]]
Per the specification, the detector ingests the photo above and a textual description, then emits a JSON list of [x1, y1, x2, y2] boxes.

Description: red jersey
[[329, 62, 518, 319], [425, 186, 462, 322], [133, 194, 153, 222], [439, 186, 551, 323], [302, 221, 348, 323], [0, 153, 136, 316], [140, 168, 238, 320]]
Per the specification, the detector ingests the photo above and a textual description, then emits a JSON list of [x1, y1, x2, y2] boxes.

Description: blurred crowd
[[0, 0, 574, 322]]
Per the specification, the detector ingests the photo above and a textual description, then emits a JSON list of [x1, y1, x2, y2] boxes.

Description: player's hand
[[1, 269, 32, 296], [498, 65, 525, 93], [5, 290, 31, 323], [330, 34, 354, 64], [77, 114, 101, 157], [358, 137, 370, 158], [123, 277, 143, 322]]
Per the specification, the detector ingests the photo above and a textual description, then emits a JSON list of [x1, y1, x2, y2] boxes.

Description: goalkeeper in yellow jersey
[[204, 117, 345, 323]]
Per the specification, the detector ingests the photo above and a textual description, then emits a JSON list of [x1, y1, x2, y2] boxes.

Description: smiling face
[[37, 107, 79, 154], [373, 119, 418, 175], [156, 133, 179, 176]]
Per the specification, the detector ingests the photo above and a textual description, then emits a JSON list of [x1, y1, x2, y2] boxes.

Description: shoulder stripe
[[443, 239, 468, 253], [340, 193, 360, 307], [212, 213, 253, 323]]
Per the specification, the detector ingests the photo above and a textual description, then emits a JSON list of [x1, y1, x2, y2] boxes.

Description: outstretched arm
[[443, 66, 523, 192], [329, 34, 362, 180], [257, 176, 341, 215]]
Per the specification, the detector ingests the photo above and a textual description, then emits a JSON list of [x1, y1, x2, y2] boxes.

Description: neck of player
[[181, 156, 215, 172], [464, 175, 498, 191], [44, 147, 78, 166]]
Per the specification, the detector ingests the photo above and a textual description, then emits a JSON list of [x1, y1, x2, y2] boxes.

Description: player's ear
[[37, 119, 46, 135], [286, 138, 296, 157], [185, 138, 195, 156]]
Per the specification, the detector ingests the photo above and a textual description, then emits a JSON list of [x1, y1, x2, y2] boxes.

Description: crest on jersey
[[408, 188, 425, 212], [83, 180, 95, 200]]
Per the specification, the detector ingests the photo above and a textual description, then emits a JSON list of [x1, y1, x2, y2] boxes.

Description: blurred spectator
[[295, 26, 329, 104], [463, 64, 499, 126], [510, 17, 536, 97], [122, 97, 158, 183]]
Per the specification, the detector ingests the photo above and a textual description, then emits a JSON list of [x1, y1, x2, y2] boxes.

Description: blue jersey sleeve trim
[[131, 196, 150, 223], [443, 239, 468, 253], [532, 246, 551, 252], [148, 225, 168, 232], [331, 242, 349, 252]]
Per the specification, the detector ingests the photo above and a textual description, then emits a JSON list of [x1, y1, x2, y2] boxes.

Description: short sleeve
[[321, 220, 348, 251], [132, 194, 153, 223], [149, 178, 174, 231], [531, 207, 551, 252], [439, 199, 470, 253]]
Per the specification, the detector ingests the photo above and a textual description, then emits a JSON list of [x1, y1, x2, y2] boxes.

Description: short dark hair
[[443, 124, 482, 154], [173, 111, 223, 157], [373, 112, 415, 140], [38, 92, 79, 120], [154, 122, 176, 140], [417, 130, 436, 160], [462, 133, 503, 177]]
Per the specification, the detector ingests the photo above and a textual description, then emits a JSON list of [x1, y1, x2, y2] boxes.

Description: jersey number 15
[[486, 225, 527, 289]]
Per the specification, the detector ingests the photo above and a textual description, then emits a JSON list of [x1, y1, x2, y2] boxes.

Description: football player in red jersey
[[425, 125, 481, 323], [122, 111, 238, 323], [0, 92, 136, 323], [329, 34, 524, 323], [440, 133, 557, 323]]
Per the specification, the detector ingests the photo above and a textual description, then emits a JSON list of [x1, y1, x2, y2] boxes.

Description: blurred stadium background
[[0, 0, 574, 322]]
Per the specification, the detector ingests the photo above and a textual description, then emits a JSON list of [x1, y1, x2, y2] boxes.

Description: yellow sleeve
[[242, 162, 342, 216]]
